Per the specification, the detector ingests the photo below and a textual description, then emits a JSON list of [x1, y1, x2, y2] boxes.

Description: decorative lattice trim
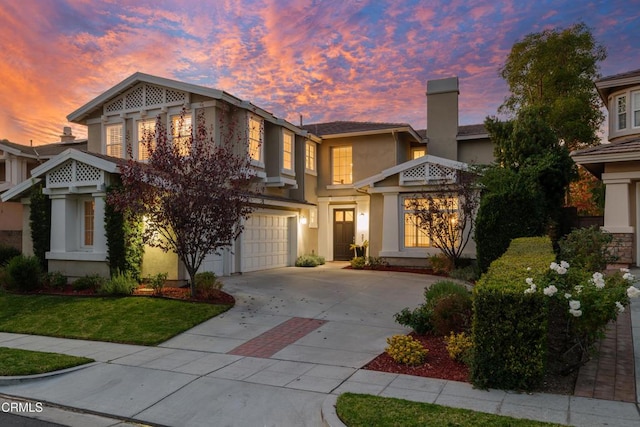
[[103, 84, 189, 115], [46, 160, 103, 188], [400, 163, 457, 184], [48, 161, 73, 185]]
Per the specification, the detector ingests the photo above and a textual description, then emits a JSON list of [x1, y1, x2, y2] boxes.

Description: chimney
[[60, 126, 76, 144], [426, 77, 459, 161]]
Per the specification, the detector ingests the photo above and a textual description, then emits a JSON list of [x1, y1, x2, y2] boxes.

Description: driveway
[[0, 263, 438, 427]]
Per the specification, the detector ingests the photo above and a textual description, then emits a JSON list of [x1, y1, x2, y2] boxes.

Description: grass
[[0, 293, 232, 345], [336, 393, 565, 427], [0, 347, 93, 376]]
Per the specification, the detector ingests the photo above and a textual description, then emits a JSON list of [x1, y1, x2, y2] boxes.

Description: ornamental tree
[[406, 170, 480, 267], [108, 108, 257, 296]]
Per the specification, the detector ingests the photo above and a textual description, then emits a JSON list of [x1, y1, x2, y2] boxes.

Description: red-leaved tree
[[108, 107, 257, 296]]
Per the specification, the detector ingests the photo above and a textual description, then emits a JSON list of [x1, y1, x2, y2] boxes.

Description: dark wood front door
[[333, 209, 355, 260]]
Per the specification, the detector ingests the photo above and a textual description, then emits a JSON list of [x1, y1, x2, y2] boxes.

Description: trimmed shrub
[[42, 271, 67, 290], [393, 306, 432, 335], [147, 272, 168, 296], [0, 244, 20, 267], [424, 281, 470, 310], [100, 270, 138, 295], [72, 275, 105, 292], [350, 256, 366, 269], [29, 184, 51, 270], [445, 331, 473, 364], [194, 272, 223, 299], [295, 254, 326, 267], [385, 335, 428, 366], [5, 255, 42, 292], [471, 237, 555, 391], [432, 293, 472, 336], [558, 226, 616, 271], [428, 253, 453, 274]]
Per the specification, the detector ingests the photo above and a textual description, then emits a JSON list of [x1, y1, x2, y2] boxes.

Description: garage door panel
[[241, 214, 291, 273]]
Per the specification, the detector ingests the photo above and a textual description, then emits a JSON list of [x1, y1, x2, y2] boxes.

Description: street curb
[[321, 394, 347, 427], [0, 361, 100, 385]]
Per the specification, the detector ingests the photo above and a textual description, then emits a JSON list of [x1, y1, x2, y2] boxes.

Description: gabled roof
[[595, 68, 640, 104], [0, 139, 88, 159], [302, 121, 422, 141], [1, 149, 120, 202], [353, 154, 468, 189], [66, 72, 312, 138], [457, 124, 488, 139], [571, 137, 640, 178]]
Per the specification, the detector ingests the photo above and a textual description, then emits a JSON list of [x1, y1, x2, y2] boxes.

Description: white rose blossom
[[591, 272, 605, 289], [564, 293, 572, 299], [574, 285, 583, 294], [569, 308, 583, 317], [623, 272, 635, 281], [615, 301, 625, 313], [525, 277, 534, 286], [556, 266, 567, 275], [627, 286, 640, 299], [550, 262, 559, 271], [569, 300, 581, 310], [560, 261, 570, 269], [543, 285, 558, 297]]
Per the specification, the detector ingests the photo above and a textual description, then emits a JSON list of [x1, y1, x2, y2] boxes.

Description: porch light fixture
[[300, 215, 307, 225]]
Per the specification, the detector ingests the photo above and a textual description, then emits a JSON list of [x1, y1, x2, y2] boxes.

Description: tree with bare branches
[[406, 170, 479, 267]]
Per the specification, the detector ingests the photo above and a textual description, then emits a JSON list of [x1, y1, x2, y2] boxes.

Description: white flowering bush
[[523, 262, 636, 346]]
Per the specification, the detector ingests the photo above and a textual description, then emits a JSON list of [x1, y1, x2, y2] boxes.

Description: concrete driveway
[[0, 263, 438, 427]]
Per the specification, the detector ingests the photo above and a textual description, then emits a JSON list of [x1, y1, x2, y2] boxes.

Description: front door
[[333, 209, 355, 260]]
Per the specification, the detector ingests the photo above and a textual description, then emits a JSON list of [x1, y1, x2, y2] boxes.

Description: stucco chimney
[[60, 126, 76, 144], [426, 77, 459, 161]]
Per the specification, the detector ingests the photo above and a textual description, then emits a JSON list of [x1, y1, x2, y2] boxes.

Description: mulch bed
[[364, 332, 469, 382], [344, 265, 449, 276]]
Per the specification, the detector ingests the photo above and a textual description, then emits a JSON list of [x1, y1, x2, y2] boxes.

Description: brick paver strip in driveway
[[227, 317, 327, 358]]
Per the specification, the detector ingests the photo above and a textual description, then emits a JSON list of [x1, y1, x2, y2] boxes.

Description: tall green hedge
[[105, 186, 144, 281], [471, 237, 556, 391], [29, 183, 51, 270]]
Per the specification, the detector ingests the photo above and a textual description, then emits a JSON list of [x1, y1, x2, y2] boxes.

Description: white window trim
[[170, 111, 193, 156], [104, 122, 124, 158], [305, 141, 317, 175], [136, 118, 157, 161], [616, 94, 628, 131], [632, 90, 640, 129], [401, 196, 430, 249], [331, 145, 353, 185], [248, 114, 265, 168]]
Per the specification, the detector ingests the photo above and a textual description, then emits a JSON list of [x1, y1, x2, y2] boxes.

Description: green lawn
[[0, 347, 93, 376], [336, 393, 565, 427], [0, 293, 232, 345]]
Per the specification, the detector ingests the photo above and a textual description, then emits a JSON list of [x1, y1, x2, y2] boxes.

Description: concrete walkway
[[0, 263, 638, 426]]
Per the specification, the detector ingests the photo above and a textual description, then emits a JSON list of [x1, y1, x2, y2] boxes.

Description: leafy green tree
[[499, 22, 606, 150]]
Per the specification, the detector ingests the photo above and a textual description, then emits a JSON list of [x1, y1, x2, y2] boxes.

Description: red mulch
[[344, 265, 449, 277], [364, 332, 469, 382]]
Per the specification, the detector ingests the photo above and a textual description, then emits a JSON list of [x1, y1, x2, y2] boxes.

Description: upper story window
[[331, 146, 352, 185], [137, 119, 156, 161], [282, 130, 294, 173], [105, 124, 124, 158], [305, 141, 316, 173], [616, 95, 627, 131], [412, 148, 426, 159], [633, 91, 640, 128], [249, 115, 264, 164], [171, 113, 192, 156]]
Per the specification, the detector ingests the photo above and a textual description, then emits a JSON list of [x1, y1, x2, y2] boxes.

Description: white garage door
[[199, 251, 225, 277], [241, 214, 291, 272]]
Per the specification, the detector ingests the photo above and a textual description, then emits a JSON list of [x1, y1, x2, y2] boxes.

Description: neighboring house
[[0, 129, 86, 251], [572, 68, 640, 267], [1, 73, 490, 279]]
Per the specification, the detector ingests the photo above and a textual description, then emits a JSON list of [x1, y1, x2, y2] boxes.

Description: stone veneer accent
[[607, 232, 634, 268]]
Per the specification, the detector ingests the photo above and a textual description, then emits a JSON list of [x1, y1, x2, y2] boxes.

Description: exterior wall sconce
[[300, 215, 307, 225]]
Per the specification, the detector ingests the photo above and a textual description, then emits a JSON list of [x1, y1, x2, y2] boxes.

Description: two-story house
[[572, 68, 640, 267], [1, 73, 491, 280], [0, 129, 86, 252]]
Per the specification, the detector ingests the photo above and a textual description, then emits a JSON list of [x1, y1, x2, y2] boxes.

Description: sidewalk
[[0, 266, 638, 426]]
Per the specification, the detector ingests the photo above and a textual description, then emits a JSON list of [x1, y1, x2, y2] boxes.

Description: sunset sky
[[0, 0, 639, 146]]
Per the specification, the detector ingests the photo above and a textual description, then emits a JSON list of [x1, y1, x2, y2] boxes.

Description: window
[[137, 119, 156, 161], [249, 115, 264, 163], [105, 124, 123, 158], [331, 146, 352, 185], [616, 95, 627, 130], [412, 148, 426, 159], [403, 197, 458, 248], [403, 198, 429, 248], [283, 130, 294, 172], [171, 113, 192, 156], [83, 200, 95, 247], [305, 141, 316, 173], [633, 91, 640, 128]]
